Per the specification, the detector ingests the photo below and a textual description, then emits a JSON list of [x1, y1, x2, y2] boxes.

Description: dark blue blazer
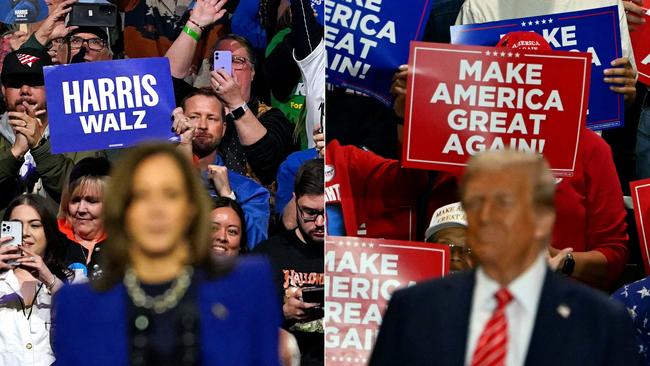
[[370, 268, 641, 366], [52, 256, 281, 366]]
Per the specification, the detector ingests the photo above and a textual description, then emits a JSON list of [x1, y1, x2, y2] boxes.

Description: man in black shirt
[[254, 158, 324, 365]]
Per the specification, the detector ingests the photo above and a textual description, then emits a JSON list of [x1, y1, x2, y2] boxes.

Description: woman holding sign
[[52, 143, 281, 366]]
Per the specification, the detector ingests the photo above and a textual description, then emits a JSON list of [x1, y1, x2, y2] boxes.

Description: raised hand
[[189, 0, 229, 28]]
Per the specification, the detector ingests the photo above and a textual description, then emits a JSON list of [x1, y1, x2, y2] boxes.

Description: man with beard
[[254, 158, 324, 366], [0, 48, 103, 212], [174, 88, 270, 249]]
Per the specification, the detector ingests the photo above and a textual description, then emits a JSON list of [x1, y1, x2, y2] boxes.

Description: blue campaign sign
[[325, 0, 433, 106], [44, 58, 178, 153], [0, 0, 48, 24], [450, 6, 625, 130]]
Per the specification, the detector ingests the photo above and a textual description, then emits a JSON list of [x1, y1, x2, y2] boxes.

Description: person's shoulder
[[206, 256, 274, 289], [55, 282, 120, 312], [281, 149, 318, 169], [258, 104, 290, 122], [254, 230, 294, 252], [612, 277, 650, 309], [227, 169, 267, 193], [550, 272, 627, 316]]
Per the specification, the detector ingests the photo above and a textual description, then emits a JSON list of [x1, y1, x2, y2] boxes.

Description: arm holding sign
[[624, 0, 646, 31], [604, 57, 637, 104], [12, 105, 106, 203], [165, 0, 228, 79], [171, 106, 196, 161], [391, 64, 408, 118]]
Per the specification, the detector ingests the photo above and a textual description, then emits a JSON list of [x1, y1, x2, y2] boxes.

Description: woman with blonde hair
[[58, 156, 110, 280], [53, 143, 281, 366]]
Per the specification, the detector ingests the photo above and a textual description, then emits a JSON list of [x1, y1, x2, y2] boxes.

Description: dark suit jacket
[[52, 256, 281, 366], [370, 268, 640, 366]]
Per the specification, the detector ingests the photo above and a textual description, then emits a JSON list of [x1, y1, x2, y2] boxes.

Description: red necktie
[[470, 288, 513, 366]]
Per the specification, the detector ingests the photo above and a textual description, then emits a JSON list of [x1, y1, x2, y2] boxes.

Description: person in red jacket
[[551, 128, 629, 290], [325, 139, 459, 241]]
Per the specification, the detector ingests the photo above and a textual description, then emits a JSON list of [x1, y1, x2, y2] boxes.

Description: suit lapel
[[524, 270, 573, 365], [438, 271, 475, 365]]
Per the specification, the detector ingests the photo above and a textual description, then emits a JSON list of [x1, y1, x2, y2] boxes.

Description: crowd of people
[[0, 0, 323, 365], [327, 0, 650, 365]]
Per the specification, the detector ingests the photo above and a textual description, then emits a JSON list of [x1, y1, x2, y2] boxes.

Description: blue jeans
[[637, 91, 650, 179]]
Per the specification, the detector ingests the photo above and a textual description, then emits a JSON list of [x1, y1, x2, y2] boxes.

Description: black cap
[[68, 26, 109, 42], [1, 48, 52, 88], [69, 157, 111, 184]]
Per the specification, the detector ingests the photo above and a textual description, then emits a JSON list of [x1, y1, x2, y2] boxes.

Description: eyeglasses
[[426, 238, 471, 257], [297, 205, 324, 223], [67, 36, 106, 51], [232, 55, 252, 70]]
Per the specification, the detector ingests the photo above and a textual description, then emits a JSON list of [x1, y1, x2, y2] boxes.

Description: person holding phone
[[166, 0, 295, 186], [0, 194, 75, 366], [254, 159, 324, 366]]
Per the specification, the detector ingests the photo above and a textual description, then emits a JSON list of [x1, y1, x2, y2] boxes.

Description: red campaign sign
[[402, 42, 592, 176], [630, 1, 650, 85], [324, 236, 449, 365], [631, 178, 650, 274]]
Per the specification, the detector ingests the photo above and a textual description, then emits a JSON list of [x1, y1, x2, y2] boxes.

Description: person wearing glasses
[[254, 158, 324, 366], [57, 26, 111, 64], [166, 0, 295, 186], [425, 202, 472, 273], [19, 1, 112, 64]]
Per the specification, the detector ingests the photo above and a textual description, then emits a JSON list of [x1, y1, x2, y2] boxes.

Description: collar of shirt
[[466, 252, 547, 366], [474, 251, 546, 313], [0, 269, 49, 305], [0, 269, 21, 296]]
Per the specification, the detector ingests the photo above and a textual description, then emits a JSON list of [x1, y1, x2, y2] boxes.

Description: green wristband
[[182, 25, 200, 42]]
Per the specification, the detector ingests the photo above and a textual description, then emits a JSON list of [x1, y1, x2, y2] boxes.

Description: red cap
[[496, 31, 552, 51]]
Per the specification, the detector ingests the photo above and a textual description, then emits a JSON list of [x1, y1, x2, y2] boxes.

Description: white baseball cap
[[425, 202, 467, 240]]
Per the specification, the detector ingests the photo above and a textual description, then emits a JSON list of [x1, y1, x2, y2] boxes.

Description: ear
[[534, 210, 555, 242]]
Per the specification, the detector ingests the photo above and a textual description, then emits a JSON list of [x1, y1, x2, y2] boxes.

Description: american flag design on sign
[[16, 54, 39, 67]]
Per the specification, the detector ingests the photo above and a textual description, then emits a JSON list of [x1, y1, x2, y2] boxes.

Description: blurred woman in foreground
[[53, 143, 281, 366]]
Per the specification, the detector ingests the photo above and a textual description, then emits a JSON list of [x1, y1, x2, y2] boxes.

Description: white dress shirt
[[0, 270, 55, 366], [465, 253, 547, 366]]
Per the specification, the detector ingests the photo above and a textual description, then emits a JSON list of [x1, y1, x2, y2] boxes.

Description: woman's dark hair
[[3, 194, 71, 281], [211, 196, 248, 253]]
